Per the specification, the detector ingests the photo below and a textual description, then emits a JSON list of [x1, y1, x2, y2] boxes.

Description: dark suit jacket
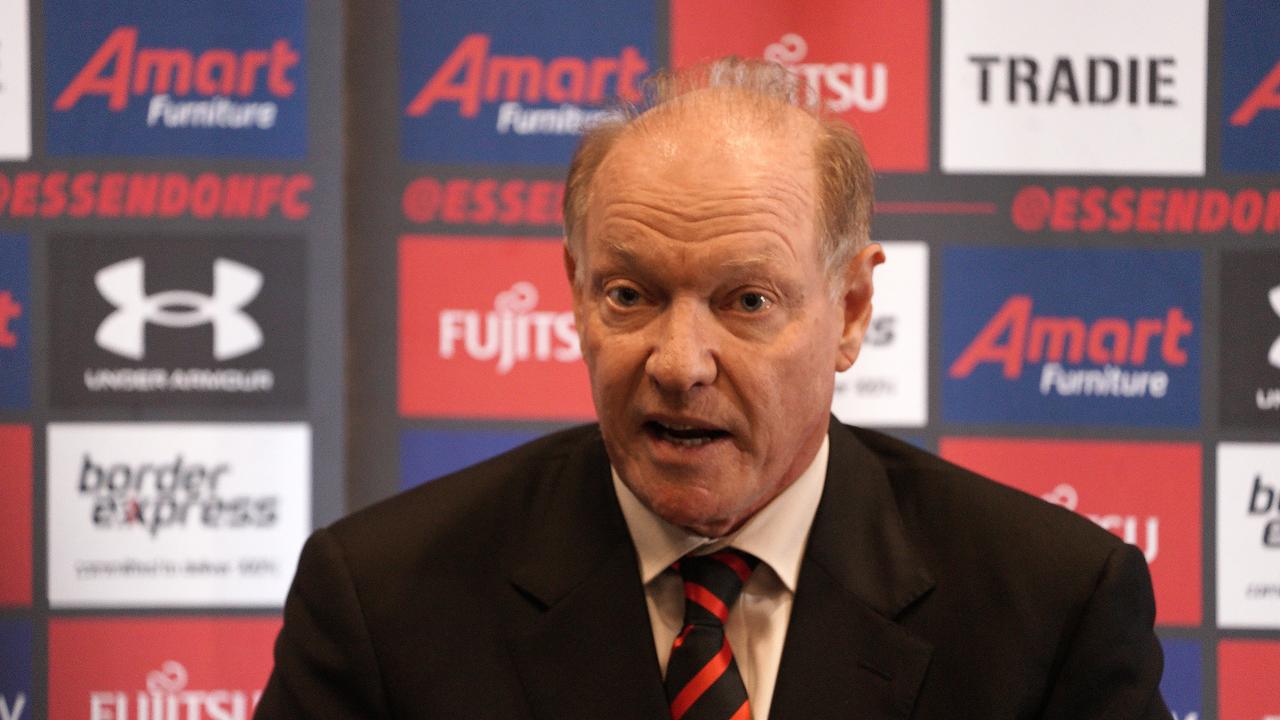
[[256, 422, 1169, 719]]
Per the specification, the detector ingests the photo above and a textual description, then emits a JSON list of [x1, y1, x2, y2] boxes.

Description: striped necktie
[[664, 548, 760, 720]]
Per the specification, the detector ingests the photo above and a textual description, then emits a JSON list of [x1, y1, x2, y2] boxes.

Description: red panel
[[0, 425, 31, 606], [671, 0, 930, 172], [1218, 640, 1280, 719], [940, 436, 1202, 626], [399, 235, 595, 419]]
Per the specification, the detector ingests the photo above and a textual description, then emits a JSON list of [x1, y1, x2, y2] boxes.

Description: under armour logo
[[95, 257, 263, 360], [1270, 284, 1280, 369]]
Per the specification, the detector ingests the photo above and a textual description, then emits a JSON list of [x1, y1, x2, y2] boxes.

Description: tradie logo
[[95, 257, 262, 361], [437, 281, 579, 375], [90, 660, 262, 720], [405, 34, 647, 118], [1041, 483, 1160, 562], [53, 27, 300, 112], [948, 295, 1193, 399], [1230, 59, 1280, 127], [0, 289, 21, 348], [1269, 285, 1280, 369], [763, 34, 886, 113]]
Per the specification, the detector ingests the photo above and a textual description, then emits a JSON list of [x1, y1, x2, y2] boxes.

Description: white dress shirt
[[611, 436, 829, 720]]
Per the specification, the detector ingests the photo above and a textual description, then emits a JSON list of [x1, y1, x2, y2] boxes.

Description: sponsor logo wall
[[4, 0, 342, 713], [383, 0, 1280, 714], [48, 617, 280, 719]]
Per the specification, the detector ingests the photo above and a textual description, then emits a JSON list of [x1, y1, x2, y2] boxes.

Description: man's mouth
[[643, 420, 731, 448]]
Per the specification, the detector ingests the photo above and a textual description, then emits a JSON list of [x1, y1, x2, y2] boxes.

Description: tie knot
[[675, 548, 759, 628]]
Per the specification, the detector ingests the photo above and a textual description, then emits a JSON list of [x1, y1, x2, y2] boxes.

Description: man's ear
[[835, 242, 885, 372]]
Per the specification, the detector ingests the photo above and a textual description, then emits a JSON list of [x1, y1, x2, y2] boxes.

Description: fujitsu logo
[[405, 34, 647, 120], [89, 660, 262, 720], [94, 257, 262, 361], [53, 27, 300, 130], [948, 295, 1193, 399], [1042, 484, 1160, 562], [438, 281, 580, 374], [763, 34, 887, 113]]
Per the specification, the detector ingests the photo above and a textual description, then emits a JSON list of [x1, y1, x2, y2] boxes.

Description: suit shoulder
[[325, 423, 602, 560], [847, 426, 1126, 565]]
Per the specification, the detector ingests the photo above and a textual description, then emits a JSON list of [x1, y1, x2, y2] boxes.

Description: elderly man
[[257, 59, 1168, 719]]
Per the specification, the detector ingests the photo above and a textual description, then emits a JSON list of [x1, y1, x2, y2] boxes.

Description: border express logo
[[0, 236, 30, 409], [1217, 640, 1280, 720], [0, 0, 31, 160], [940, 437, 1202, 626], [44, 0, 306, 158], [49, 617, 279, 720], [48, 236, 306, 409], [46, 423, 310, 608], [0, 426, 32, 607], [1222, 0, 1280, 173], [1220, 250, 1280, 429], [1216, 443, 1280, 629], [831, 241, 928, 426], [400, 428, 543, 490], [0, 620, 31, 720], [400, 236, 592, 419], [400, 0, 653, 165], [942, 247, 1200, 427], [670, 0, 928, 172], [941, 0, 1206, 174]]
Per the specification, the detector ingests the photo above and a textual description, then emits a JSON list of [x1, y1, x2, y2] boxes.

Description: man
[[257, 59, 1168, 718]]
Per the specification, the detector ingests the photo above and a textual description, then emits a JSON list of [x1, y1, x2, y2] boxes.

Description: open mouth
[[644, 420, 731, 448]]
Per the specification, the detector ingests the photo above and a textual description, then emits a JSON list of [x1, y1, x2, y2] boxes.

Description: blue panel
[[1222, 1, 1280, 173], [0, 235, 30, 409], [400, 428, 542, 489], [1159, 638, 1201, 720], [0, 620, 31, 719]]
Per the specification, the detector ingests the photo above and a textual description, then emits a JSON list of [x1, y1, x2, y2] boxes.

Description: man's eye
[[737, 292, 772, 312], [606, 286, 642, 307]]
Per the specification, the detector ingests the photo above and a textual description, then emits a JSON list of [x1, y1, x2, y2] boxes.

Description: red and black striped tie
[[664, 548, 760, 720]]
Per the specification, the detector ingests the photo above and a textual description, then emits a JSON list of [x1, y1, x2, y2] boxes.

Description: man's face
[[570, 103, 877, 537]]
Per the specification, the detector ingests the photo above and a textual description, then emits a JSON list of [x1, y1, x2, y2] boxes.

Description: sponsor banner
[[1217, 640, 1280, 720], [1222, 0, 1280, 173], [1216, 443, 1280, 629], [401, 174, 565, 229], [0, 171, 314, 221], [1160, 638, 1202, 720], [1220, 250, 1280, 428], [942, 248, 1200, 427], [48, 617, 279, 719], [399, 235, 593, 419], [48, 236, 306, 409], [46, 423, 310, 607], [0, 426, 32, 607], [1009, 185, 1280, 236], [0, 620, 31, 720], [45, 0, 307, 158], [0, 0, 31, 160], [940, 437, 1202, 625], [832, 241, 927, 426], [399, 0, 654, 165], [670, 0, 929, 172], [0, 236, 30, 409], [941, 0, 1206, 174], [400, 428, 542, 490]]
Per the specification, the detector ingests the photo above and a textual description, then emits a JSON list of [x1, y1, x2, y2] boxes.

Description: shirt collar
[[612, 435, 829, 594]]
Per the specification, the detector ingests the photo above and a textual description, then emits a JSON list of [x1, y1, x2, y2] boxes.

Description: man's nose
[[645, 300, 717, 393]]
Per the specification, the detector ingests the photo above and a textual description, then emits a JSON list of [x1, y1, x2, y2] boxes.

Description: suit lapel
[[769, 423, 936, 720], [505, 429, 669, 720]]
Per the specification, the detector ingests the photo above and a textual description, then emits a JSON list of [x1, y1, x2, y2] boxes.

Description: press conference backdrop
[[1, 0, 1277, 718]]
